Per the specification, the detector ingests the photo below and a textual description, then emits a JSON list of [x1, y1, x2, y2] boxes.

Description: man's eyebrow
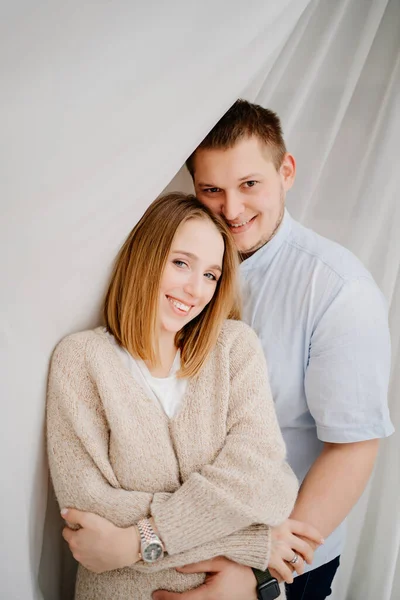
[[238, 172, 264, 181], [197, 173, 263, 187], [197, 182, 218, 188], [172, 250, 222, 272]]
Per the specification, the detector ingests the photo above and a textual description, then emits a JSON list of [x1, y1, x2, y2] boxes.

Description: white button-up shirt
[[240, 209, 394, 572]]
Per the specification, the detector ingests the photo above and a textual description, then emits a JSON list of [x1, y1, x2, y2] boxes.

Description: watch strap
[[252, 568, 281, 600], [252, 567, 275, 586], [137, 518, 159, 545]]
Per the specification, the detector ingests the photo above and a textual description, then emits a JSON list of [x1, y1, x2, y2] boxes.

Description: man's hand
[[61, 508, 139, 573], [268, 519, 324, 583], [152, 557, 258, 600]]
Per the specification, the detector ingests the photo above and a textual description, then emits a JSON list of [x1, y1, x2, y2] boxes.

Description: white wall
[[1, 2, 310, 598]]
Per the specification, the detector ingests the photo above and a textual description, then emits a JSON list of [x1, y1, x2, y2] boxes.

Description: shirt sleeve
[[305, 277, 394, 443]]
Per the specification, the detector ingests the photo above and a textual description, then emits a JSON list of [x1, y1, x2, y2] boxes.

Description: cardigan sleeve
[[47, 334, 272, 570], [150, 324, 299, 556], [46, 336, 169, 527], [132, 524, 272, 573]]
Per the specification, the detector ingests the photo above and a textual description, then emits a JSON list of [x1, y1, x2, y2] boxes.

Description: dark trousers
[[285, 556, 340, 600]]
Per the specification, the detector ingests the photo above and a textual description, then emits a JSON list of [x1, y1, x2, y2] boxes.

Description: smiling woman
[[46, 192, 298, 600], [158, 220, 224, 350], [103, 192, 240, 378]]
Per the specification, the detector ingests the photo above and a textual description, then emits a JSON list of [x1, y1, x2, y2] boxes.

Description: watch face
[[143, 542, 163, 563], [258, 579, 280, 600]]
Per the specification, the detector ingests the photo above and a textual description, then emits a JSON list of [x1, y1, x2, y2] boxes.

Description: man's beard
[[239, 187, 285, 261]]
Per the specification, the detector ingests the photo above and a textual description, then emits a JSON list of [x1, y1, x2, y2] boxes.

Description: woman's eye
[[173, 260, 188, 268], [204, 272, 217, 281]]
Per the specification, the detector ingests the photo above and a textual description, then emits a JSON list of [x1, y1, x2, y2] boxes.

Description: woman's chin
[[160, 320, 189, 336]]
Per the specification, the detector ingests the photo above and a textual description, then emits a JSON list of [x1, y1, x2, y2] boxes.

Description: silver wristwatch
[[136, 518, 165, 563]]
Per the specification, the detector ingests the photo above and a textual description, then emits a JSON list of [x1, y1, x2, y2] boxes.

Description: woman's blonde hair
[[104, 192, 241, 378]]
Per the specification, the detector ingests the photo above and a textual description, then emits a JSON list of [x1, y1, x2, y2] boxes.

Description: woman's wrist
[[124, 525, 141, 566], [148, 516, 162, 540]]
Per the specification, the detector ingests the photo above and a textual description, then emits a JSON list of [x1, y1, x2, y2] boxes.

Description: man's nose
[[221, 192, 244, 221]]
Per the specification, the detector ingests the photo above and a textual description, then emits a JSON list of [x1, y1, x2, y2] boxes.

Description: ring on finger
[[289, 552, 299, 565]]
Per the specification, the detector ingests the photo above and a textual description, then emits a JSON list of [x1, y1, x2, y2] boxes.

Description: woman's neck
[[147, 330, 177, 378]]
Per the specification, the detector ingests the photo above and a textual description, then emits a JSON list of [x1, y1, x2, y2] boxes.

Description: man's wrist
[[252, 568, 280, 600]]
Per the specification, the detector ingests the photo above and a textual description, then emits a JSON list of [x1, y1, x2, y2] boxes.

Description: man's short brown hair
[[186, 99, 287, 177]]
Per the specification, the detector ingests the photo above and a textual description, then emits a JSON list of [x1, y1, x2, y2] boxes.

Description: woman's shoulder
[[215, 320, 267, 378], [51, 327, 108, 369], [217, 319, 261, 350]]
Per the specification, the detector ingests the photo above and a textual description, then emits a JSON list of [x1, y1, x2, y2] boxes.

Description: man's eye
[[203, 187, 221, 194], [243, 180, 257, 188]]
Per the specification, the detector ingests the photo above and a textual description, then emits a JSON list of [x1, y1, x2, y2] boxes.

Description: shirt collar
[[240, 208, 292, 271]]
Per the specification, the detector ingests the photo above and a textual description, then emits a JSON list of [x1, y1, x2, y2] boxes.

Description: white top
[[240, 208, 394, 572], [105, 331, 187, 419]]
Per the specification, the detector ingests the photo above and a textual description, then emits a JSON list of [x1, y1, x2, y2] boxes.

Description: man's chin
[[236, 237, 265, 256]]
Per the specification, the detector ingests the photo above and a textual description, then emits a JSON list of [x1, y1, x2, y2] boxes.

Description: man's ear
[[280, 153, 296, 191]]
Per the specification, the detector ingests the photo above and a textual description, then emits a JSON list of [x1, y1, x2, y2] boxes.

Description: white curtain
[[1, 1, 398, 599], [256, 2, 400, 597]]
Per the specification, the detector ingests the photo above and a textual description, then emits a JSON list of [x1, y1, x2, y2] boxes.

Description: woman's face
[[158, 217, 224, 336]]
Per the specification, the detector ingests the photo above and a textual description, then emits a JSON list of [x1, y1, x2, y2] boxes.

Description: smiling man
[[153, 100, 394, 600]]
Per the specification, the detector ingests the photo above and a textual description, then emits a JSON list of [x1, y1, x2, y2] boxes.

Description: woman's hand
[[267, 519, 324, 583], [61, 508, 140, 573]]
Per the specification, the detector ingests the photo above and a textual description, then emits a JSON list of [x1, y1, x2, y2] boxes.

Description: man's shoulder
[[287, 217, 373, 284], [287, 218, 388, 327]]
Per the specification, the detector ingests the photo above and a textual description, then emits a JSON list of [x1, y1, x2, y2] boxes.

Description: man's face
[[193, 136, 295, 254]]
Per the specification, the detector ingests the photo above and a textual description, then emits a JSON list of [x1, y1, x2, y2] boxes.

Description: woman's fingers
[[269, 542, 297, 583], [268, 519, 324, 583], [274, 560, 295, 584], [289, 534, 315, 565], [285, 551, 305, 576], [288, 519, 324, 545]]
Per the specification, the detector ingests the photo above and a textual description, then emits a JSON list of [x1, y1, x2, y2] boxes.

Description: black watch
[[252, 567, 281, 600]]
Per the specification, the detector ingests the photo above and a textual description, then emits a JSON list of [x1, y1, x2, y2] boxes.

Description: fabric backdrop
[[1, 1, 399, 599]]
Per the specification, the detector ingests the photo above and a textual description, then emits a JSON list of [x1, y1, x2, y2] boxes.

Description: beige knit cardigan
[[47, 319, 298, 599]]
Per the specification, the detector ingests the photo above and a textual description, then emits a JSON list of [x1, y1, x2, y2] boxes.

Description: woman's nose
[[183, 273, 203, 298]]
